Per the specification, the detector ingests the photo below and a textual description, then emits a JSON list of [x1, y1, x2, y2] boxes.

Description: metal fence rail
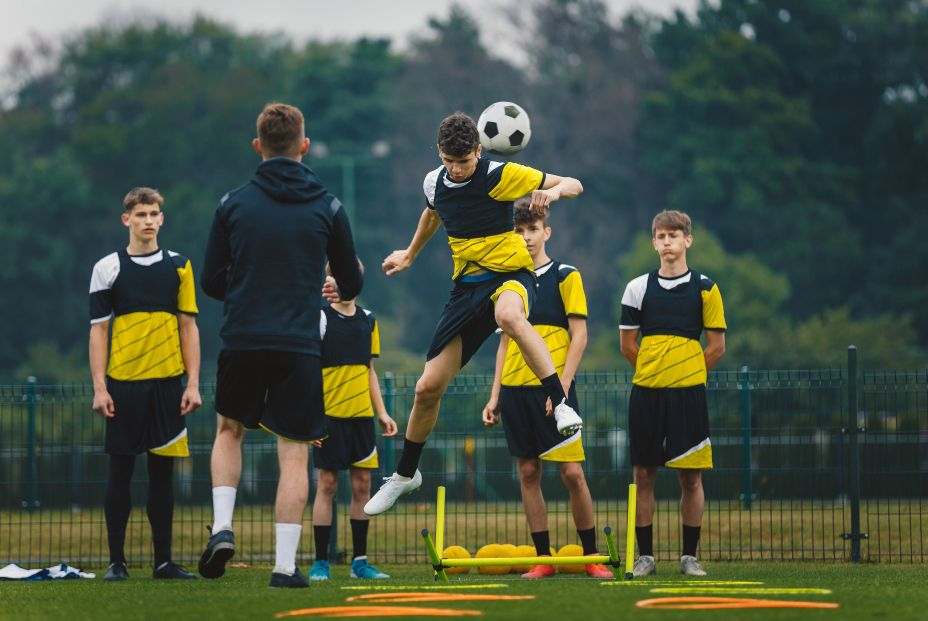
[[1, 350, 925, 567]]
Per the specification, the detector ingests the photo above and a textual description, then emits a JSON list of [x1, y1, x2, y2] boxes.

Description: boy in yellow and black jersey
[[311, 266, 397, 580], [482, 200, 611, 580], [361, 112, 584, 516], [619, 210, 726, 577], [88, 187, 202, 581]]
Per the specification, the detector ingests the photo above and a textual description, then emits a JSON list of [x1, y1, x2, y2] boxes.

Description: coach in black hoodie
[[198, 103, 362, 588]]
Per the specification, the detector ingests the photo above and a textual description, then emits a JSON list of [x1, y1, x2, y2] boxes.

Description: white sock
[[274, 523, 302, 575], [211, 486, 237, 533]]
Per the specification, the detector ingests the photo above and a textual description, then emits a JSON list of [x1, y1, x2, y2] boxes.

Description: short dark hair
[[513, 197, 548, 226], [257, 102, 305, 157], [437, 112, 480, 156], [123, 187, 164, 211], [652, 210, 692, 237]]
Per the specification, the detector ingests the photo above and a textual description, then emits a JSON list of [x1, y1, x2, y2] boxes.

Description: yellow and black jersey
[[423, 158, 546, 280], [319, 304, 380, 419], [89, 248, 198, 382], [620, 270, 726, 388], [501, 260, 587, 387]]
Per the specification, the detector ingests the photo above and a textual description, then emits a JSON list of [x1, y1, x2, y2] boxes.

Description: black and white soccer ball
[[477, 101, 532, 155]]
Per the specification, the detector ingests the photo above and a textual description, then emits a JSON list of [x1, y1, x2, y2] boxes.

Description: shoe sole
[[364, 483, 421, 516], [556, 423, 583, 436], [198, 544, 234, 579]]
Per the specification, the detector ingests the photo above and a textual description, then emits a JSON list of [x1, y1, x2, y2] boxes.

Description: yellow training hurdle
[[421, 484, 638, 582]]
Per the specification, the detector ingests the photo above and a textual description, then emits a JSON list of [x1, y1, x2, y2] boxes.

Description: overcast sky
[[3, 0, 696, 65]]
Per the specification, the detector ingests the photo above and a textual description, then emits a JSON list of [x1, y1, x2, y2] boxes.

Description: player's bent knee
[[415, 376, 445, 403]]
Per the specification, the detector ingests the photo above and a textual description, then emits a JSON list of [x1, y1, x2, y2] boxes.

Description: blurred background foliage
[[1, 0, 926, 382]]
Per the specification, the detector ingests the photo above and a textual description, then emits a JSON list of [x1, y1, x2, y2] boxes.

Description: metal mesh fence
[[1, 358, 925, 567]]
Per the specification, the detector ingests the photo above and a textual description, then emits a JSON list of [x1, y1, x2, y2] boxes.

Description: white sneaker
[[363, 470, 422, 516], [680, 555, 707, 576], [553, 400, 582, 436], [632, 555, 657, 577]]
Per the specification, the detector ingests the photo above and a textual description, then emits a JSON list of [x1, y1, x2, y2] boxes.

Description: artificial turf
[[1, 562, 925, 620]]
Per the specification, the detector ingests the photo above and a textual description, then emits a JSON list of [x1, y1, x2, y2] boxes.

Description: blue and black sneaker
[[350, 557, 390, 579], [269, 566, 309, 589], [309, 560, 330, 581], [103, 561, 128, 581], [198, 527, 235, 579]]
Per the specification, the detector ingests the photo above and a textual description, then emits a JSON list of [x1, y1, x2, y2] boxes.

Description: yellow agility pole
[[421, 529, 449, 583], [625, 482, 637, 580], [441, 555, 611, 568], [434, 486, 446, 581]]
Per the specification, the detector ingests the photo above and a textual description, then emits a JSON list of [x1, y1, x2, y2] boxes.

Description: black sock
[[530, 530, 551, 557], [636, 525, 654, 557], [314, 525, 332, 562], [146, 453, 175, 567], [396, 438, 425, 478], [105, 454, 136, 564], [682, 525, 701, 557], [577, 527, 597, 556], [540, 373, 567, 407], [350, 519, 369, 559]]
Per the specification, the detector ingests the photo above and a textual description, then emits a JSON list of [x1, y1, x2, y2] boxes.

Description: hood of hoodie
[[251, 157, 328, 204]]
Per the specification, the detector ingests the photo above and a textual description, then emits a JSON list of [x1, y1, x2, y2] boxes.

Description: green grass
[[1, 562, 925, 620]]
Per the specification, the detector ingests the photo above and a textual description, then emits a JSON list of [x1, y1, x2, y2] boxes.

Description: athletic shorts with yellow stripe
[[499, 384, 584, 462]]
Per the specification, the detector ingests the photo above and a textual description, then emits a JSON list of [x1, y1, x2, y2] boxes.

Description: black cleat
[[198, 527, 235, 579], [269, 567, 309, 589], [153, 561, 197, 579], [103, 561, 129, 581]]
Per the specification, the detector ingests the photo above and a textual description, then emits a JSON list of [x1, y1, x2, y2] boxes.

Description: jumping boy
[[309, 266, 398, 581], [482, 200, 612, 579], [360, 112, 584, 516], [89, 187, 202, 581], [619, 210, 726, 576]]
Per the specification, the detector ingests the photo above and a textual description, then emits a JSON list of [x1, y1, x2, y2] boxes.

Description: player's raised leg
[[269, 437, 309, 588], [364, 336, 461, 516], [495, 289, 582, 435], [198, 414, 242, 578]]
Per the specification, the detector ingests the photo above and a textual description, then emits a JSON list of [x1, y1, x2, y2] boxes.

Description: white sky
[[2, 0, 696, 66]]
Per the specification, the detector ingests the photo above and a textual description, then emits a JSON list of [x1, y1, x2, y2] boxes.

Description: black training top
[[201, 156, 362, 355]]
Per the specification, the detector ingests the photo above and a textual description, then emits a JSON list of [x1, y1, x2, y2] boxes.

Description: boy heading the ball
[[619, 210, 727, 577], [354, 111, 584, 516], [482, 199, 612, 579]]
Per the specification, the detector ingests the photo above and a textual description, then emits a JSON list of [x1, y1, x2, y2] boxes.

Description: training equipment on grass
[[556, 544, 585, 574], [477, 101, 532, 155], [275, 606, 484, 618], [602, 580, 764, 587], [442, 546, 472, 575], [635, 596, 839, 610], [651, 587, 832, 595], [346, 593, 535, 603], [340, 584, 510, 591], [625, 483, 636, 580], [421, 485, 638, 581]]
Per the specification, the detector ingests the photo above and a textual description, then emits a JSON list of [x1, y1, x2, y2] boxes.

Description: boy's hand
[[92, 390, 116, 418], [322, 276, 341, 303], [531, 187, 561, 210], [311, 439, 324, 448], [180, 384, 202, 415], [378, 413, 398, 437], [482, 398, 500, 427], [382, 249, 413, 276], [544, 397, 553, 417]]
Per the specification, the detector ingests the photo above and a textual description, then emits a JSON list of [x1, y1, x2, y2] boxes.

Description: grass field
[[1, 562, 925, 621]]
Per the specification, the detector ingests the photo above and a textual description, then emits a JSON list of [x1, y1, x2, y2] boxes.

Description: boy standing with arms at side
[[619, 210, 726, 576], [309, 266, 397, 581], [482, 200, 612, 579], [89, 187, 202, 581], [362, 112, 584, 515]]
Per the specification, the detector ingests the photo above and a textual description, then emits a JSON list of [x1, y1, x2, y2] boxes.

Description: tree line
[[1, 0, 925, 382]]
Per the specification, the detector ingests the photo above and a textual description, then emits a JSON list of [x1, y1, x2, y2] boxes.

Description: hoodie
[[201, 157, 363, 355]]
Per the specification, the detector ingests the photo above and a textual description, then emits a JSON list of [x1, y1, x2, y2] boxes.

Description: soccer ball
[[478, 101, 532, 155]]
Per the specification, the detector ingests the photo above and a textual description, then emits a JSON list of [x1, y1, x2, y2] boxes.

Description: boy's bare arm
[[482, 333, 508, 426], [620, 328, 639, 369], [369, 363, 397, 436], [383, 207, 442, 276], [531, 174, 584, 210], [89, 321, 114, 417], [178, 313, 203, 415], [704, 329, 726, 371], [561, 317, 588, 391]]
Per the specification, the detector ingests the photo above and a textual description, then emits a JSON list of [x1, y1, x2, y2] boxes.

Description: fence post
[[383, 372, 395, 473], [25, 376, 39, 512], [843, 345, 867, 562], [740, 366, 753, 510]]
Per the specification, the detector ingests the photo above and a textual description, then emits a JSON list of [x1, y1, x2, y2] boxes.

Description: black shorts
[[312, 416, 378, 471], [499, 384, 584, 462], [105, 376, 187, 456], [427, 270, 536, 368], [628, 384, 713, 469], [215, 349, 326, 443]]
